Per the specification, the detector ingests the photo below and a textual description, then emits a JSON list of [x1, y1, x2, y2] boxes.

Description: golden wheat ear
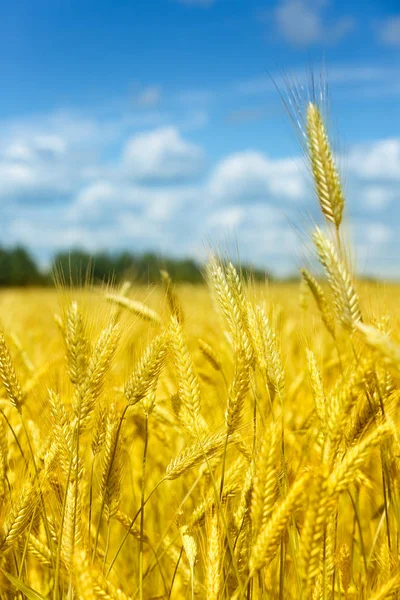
[[169, 315, 203, 435], [0, 330, 23, 412], [225, 335, 251, 435], [165, 431, 228, 480], [106, 292, 161, 325], [356, 322, 400, 372], [249, 472, 311, 575], [246, 303, 285, 402], [306, 349, 327, 434], [250, 422, 279, 537], [63, 301, 90, 387], [306, 102, 344, 230], [198, 338, 222, 372], [313, 227, 361, 332], [206, 256, 252, 355], [77, 322, 120, 422], [100, 403, 123, 522], [124, 331, 169, 407], [161, 269, 185, 323], [1, 480, 38, 549], [301, 269, 336, 338]]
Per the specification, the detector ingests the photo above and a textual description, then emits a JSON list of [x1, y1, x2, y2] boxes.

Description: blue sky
[[1, 0, 400, 276]]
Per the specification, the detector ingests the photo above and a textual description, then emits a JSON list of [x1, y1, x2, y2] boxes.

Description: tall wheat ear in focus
[[1, 87, 400, 600]]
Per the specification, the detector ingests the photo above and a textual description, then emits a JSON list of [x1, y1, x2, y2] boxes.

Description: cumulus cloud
[[208, 151, 307, 203], [72, 181, 125, 217], [0, 119, 206, 203], [5, 201, 194, 262], [272, 0, 353, 47], [0, 112, 117, 151], [378, 15, 400, 47], [0, 135, 73, 200], [207, 207, 245, 229], [364, 223, 392, 246], [72, 180, 199, 223], [0, 112, 122, 202], [347, 139, 400, 180], [123, 127, 204, 182], [8, 219, 93, 251], [352, 222, 393, 271], [5, 135, 66, 162], [207, 203, 287, 241], [364, 186, 398, 212], [0, 105, 397, 277]]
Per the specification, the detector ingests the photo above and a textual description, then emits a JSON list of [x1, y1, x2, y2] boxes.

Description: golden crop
[[0, 103, 400, 599]]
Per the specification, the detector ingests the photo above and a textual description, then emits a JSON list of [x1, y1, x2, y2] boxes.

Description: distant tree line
[[0, 246, 273, 287], [0, 247, 46, 286]]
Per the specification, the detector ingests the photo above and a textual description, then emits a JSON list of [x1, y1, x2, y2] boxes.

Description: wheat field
[[1, 103, 400, 599]]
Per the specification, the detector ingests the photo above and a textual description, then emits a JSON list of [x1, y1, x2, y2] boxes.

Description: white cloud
[[1, 134, 66, 174], [0, 112, 115, 151], [378, 16, 400, 47], [33, 135, 67, 157], [364, 223, 392, 246], [364, 186, 398, 211], [0, 113, 116, 201], [0, 156, 72, 199], [72, 179, 200, 224], [352, 222, 392, 258], [73, 181, 123, 217], [241, 225, 298, 258], [207, 203, 285, 236], [5, 142, 35, 162], [0, 117, 206, 202], [0, 163, 39, 196], [1, 134, 68, 163], [5, 204, 177, 259], [207, 207, 245, 229], [347, 139, 400, 180], [273, 0, 353, 47], [208, 151, 307, 202], [8, 220, 91, 251], [123, 126, 204, 181], [0, 103, 398, 278]]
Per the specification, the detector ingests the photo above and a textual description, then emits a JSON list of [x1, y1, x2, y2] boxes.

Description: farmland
[[1, 103, 400, 599]]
